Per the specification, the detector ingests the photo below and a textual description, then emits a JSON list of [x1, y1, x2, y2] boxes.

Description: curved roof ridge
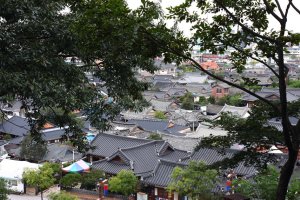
[[91, 132, 151, 143], [121, 140, 165, 151], [107, 150, 131, 164]]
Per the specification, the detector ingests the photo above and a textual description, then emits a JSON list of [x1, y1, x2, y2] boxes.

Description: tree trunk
[[276, 148, 298, 200], [40, 190, 43, 200]]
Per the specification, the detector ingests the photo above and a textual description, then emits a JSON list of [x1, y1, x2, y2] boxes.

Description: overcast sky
[[127, 0, 300, 36]]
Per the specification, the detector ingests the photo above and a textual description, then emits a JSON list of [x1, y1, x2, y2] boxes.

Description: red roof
[[200, 61, 220, 70]]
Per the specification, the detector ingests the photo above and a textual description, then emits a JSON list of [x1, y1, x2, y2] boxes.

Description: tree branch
[[284, 1, 292, 19], [138, 28, 279, 113], [262, 0, 283, 23], [274, 0, 285, 19], [290, 0, 300, 15], [215, 0, 277, 43], [225, 42, 279, 78]]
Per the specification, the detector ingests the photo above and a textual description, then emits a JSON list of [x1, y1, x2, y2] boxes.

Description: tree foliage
[[80, 170, 104, 191], [0, 178, 9, 200], [0, 0, 187, 152], [147, 133, 163, 140], [162, 1, 300, 199], [180, 92, 194, 110], [288, 80, 300, 88], [168, 161, 219, 200], [20, 134, 47, 162], [233, 166, 300, 200], [23, 164, 55, 200], [154, 111, 167, 120], [109, 170, 137, 196], [60, 174, 81, 189]]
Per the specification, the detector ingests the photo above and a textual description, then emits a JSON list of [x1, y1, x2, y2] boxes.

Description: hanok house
[[211, 83, 230, 99], [89, 133, 286, 200], [241, 88, 300, 108]]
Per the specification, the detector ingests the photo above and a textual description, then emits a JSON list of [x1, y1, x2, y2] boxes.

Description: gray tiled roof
[[154, 60, 177, 70], [41, 128, 68, 141], [0, 116, 30, 137], [92, 159, 131, 174], [43, 143, 82, 162], [206, 104, 224, 115], [152, 81, 175, 91], [124, 119, 188, 136], [8, 136, 24, 145], [142, 159, 187, 187], [181, 148, 234, 165], [218, 104, 250, 118], [92, 140, 190, 176], [149, 99, 173, 112], [268, 117, 299, 131], [88, 132, 150, 157], [242, 88, 300, 102]]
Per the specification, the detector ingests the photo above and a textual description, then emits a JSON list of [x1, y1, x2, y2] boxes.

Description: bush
[[147, 133, 162, 140], [109, 170, 137, 196], [48, 191, 78, 200], [0, 178, 9, 200], [80, 170, 104, 190], [60, 174, 81, 189], [154, 111, 167, 120]]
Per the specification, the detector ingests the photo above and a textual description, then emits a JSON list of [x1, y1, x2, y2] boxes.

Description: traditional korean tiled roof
[[154, 60, 177, 70], [124, 119, 189, 136], [92, 159, 131, 174], [241, 88, 300, 102], [142, 159, 187, 187], [217, 104, 250, 118], [0, 116, 30, 137], [206, 104, 224, 115], [177, 73, 208, 84], [92, 140, 190, 176], [152, 81, 175, 91], [42, 143, 82, 162], [267, 117, 299, 132], [121, 107, 153, 120], [88, 132, 150, 157], [149, 99, 174, 112]]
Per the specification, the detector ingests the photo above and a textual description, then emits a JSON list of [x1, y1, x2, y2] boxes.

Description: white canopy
[[0, 159, 40, 180]]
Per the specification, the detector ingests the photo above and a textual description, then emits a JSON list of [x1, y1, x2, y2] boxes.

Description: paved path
[[9, 185, 60, 200]]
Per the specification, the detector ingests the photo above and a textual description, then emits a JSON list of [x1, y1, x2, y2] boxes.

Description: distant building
[[211, 83, 230, 99]]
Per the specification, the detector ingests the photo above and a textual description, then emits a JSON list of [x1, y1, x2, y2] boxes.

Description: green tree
[[154, 111, 167, 120], [0, 0, 178, 152], [198, 96, 208, 106], [48, 191, 78, 200], [168, 161, 219, 200], [0, 178, 9, 200], [23, 164, 55, 200], [20, 135, 47, 162], [288, 80, 300, 88], [60, 174, 81, 189], [233, 166, 300, 200], [146, 1, 300, 199], [109, 170, 137, 196], [80, 170, 104, 190], [147, 133, 163, 140], [180, 92, 194, 110]]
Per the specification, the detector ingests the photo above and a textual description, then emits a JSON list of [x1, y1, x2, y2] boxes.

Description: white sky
[[126, 0, 300, 36]]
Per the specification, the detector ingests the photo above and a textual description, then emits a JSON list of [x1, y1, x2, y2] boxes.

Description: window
[[8, 180, 17, 186], [216, 88, 222, 93], [224, 88, 229, 93]]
